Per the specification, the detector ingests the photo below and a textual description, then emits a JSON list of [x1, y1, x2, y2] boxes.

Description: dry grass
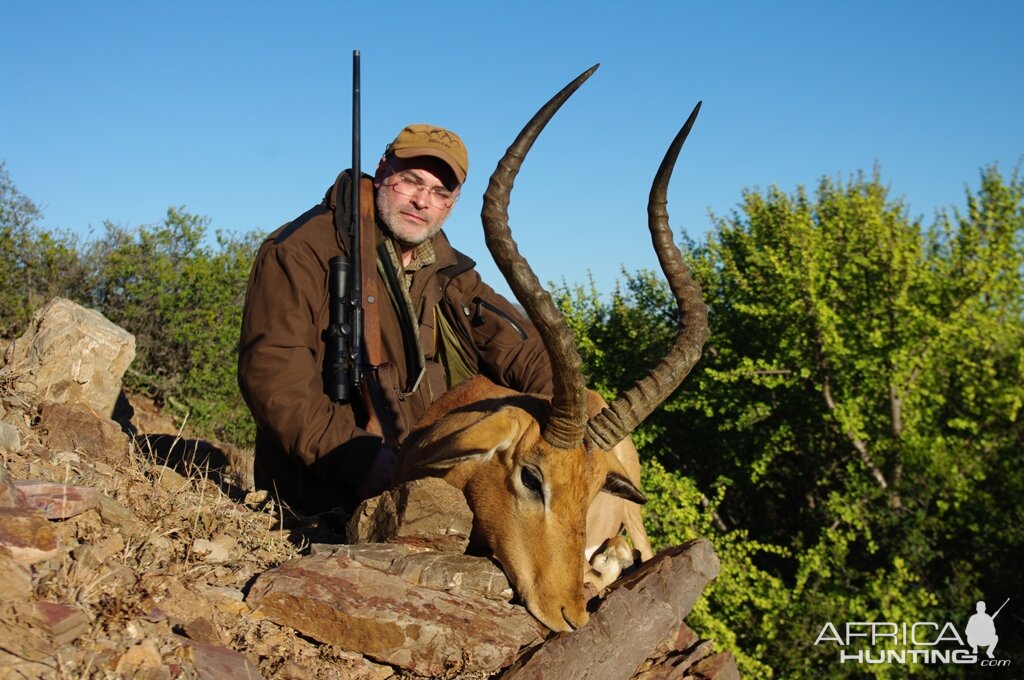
[[0, 371, 373, 678]]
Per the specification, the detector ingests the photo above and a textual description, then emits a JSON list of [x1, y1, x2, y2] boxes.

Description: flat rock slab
[[317, 543, 515, 602], [0, 507, 61, 564], [178, 635, 266, 680], [13, 480, 100, 519], [0, 551, 33, 600], [502, 538, 721, 680], [28, 601, 91, 645], [247, 548, 543, 677]]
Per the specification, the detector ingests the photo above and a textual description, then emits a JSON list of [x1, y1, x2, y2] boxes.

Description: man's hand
[[355, 445, 397, 500]]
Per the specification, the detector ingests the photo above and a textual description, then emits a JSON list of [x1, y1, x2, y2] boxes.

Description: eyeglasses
[[382, 169, 458, 210]]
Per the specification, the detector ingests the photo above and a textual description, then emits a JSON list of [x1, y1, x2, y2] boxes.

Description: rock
[[0, 421, 21, 453], [193, 535, 234, 564], [28, 601, 91, 645], [197, 584, 245, 604], [140, 572, 217, 625], [72, 532, 127, 569], [97, 493, 143, 534], [13, 480, 100, 519], [325, 543, 515, 601], [690, 652, 741, 680], [179, 636, 266, 680], [347, 478, 473, 552], [502, 539, 721, 680], [632, 622, 701, 679], [246, 548, 544, 677], [0, 507, 61, 564], [96, 559, 138, 592], [4, 297, 136, 418], [113, 639, 164, 675], [0, 605, 58, 674], [633, 637, 714, 680], [35, 401, 130, 464], [178, 616, 225, 646], [155, 465, 190, 493], [0, 548, 33, 600], [1, 473, 29, 508]]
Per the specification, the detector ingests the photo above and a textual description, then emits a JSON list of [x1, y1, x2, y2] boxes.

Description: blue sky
[[3, 2, 1022, 300]]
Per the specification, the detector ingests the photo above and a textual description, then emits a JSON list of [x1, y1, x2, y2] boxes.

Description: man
[[238, 124, 553, 515]]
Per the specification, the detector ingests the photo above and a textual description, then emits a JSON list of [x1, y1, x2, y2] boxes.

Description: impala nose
[[561, 605, 588, 631]]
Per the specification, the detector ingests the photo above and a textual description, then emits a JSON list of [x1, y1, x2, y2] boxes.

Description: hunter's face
[[375, 157, 460, 248]]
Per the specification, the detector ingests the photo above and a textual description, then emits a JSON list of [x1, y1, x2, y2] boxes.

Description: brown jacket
[[238, 171, 553, 513]]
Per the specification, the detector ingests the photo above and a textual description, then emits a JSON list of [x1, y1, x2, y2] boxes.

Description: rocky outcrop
[[0, 299, 740, 679], [502, 539, 734, 679], [247, 474, 739, 678], [248, 543, 544, 676]]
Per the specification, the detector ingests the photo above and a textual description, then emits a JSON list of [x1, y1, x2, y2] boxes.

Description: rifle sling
[[358, 178, 381, 367], [358, 177, 384, 437]]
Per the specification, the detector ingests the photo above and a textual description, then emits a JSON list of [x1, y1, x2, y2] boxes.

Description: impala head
[[398, 65, 708, 632], [400, 383, 646, 630]]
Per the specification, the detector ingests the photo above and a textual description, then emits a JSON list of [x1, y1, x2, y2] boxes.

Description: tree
[[562, 166, 1023, 677], [79, 208, 261, 443], [0, 162, 84, 336]]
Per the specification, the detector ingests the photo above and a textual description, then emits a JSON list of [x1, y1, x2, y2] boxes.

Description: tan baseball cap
[[386, 124, 468, 184]]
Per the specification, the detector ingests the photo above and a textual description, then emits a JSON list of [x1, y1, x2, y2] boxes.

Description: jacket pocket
[[376, 361, 450, 445], [471, 297, 528, 340], [376, 362, 413, 444]]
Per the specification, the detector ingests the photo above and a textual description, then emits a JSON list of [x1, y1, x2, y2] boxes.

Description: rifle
[[326, 52, 384, 436], [326, 50, 363, 404]]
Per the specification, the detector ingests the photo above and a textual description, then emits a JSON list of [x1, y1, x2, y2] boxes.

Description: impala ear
[[414, 407, 526, 471], [600, 455, 647, 504]]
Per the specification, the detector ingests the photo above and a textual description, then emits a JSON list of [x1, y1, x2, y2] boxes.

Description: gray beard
[[389, 222, 442, 247]]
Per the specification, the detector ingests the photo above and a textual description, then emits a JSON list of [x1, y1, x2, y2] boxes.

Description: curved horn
[[587, 102, 709, 451], [481, 65, 599, 450]]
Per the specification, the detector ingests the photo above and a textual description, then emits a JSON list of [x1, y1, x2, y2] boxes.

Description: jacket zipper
[[472, 297, 528, 340]]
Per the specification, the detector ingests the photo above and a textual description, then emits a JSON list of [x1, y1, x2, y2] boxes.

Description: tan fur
[[394, 375, 649, 632]]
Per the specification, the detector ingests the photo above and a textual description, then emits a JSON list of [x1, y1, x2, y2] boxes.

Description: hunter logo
[[967, 599, 1006, 659], [813, 597, 1012, 668]]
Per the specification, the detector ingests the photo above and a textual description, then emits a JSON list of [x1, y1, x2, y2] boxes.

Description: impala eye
[[520, 467, 543, 497]]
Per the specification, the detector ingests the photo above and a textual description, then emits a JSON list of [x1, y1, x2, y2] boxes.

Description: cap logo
[[417, 127, 459, 150], [389, 123, 468, 183]]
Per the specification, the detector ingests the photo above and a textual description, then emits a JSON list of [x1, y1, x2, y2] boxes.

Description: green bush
[[0, 162, 86, 337], [78, 208, 261, 444], [1, 163, 259, 445], [561, 166, 1023, 677]]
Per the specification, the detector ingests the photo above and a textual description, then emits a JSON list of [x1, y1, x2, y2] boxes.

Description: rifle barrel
[[350, 49, 363, 388]]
